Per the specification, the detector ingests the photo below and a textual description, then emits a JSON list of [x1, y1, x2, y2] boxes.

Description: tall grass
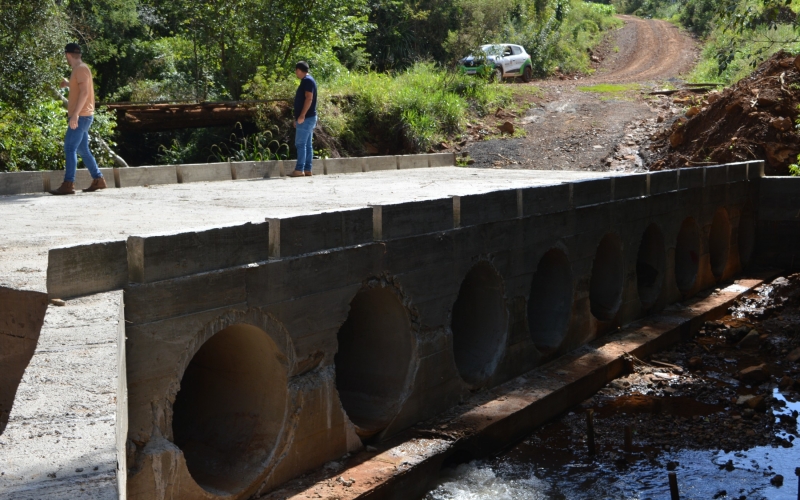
[[321, 63, 511, 153]]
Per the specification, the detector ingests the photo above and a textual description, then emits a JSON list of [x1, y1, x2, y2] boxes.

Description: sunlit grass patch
[[577, 83, 641, 93]]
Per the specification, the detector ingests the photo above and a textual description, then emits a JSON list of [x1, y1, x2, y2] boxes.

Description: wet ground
[[424, 274, 800, 500]]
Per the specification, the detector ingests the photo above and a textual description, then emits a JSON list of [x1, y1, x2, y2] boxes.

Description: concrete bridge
[[1, 156, 798, 499]]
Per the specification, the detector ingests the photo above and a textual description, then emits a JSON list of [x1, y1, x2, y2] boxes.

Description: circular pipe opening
[[335, 287, 413, 439], [172, 324, 288, 496], [589, 233, 625, 321], [528, 249, 573, 352], [451, 261, 508, 387], [636, 224, 666, 309], [738, 202, 756, 268], [675, 217, 702, 293], [709, 208, 731, 279]]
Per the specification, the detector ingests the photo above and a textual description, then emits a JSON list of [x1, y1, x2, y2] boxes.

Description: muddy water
[[425, 276, 800, 500]]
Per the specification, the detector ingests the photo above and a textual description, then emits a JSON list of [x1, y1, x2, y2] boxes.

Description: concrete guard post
[[176, 163, 233, 183], [115, 165, 178, 187], [47, 240, 128, 299], [127, 222, 271, 284]]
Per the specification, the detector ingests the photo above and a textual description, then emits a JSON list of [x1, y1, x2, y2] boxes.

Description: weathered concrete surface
[[756, 176, 800, 270], [397, 155, 430, 170], [363, 156, 398, 172], [115, 165, 177, 187], [0, 287, 48, 434], [176, 163, 232, 184], [127, 222, 270, 283], [0, 292, 122, 499], [324, 158, 365, 175], [0, 172, 45, 196], [230, 161, 282, 180], [47, 241, 128, 299], [262, 277, 768, 500], [0, 167, 608, 293]]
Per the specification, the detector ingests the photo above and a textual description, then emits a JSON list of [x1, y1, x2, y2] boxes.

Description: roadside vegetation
[[613, 0, 800, 85], [0, 0, 621, 170]]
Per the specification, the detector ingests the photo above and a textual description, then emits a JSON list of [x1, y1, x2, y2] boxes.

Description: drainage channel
[[261, 275, 775, 500], [426, 273, 800, 500]]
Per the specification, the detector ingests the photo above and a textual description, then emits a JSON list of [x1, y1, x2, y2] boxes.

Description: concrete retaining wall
[[120, 160, 763, 500]]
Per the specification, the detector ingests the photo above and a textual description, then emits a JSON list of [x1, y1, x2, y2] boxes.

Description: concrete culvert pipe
[[528, 249, 573, 352], [335, 287, 414, 439], [636, 224, 666, 309], [590, 233, 625, 321], [451, 261, 508, 387], [738, 202, 756, 268], [172, 324, 288, 497], [675, 217, 702, 293], [709, 208, 731, 279]]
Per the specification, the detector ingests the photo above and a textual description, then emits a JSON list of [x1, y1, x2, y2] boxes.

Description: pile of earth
[[648, 51, 800, 175]]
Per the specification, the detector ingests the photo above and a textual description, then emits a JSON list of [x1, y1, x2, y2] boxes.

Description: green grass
[[577, 83, 641, 93]]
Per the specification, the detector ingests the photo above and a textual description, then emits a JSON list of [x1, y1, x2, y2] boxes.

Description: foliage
[[208, 124, 290, 162], [0, 0, 70, 108], [318, 63, 512, 153], [0, 99, 118, 172]]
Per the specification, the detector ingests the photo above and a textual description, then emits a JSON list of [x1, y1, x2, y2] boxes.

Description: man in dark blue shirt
[[290, 61, 318, 177]]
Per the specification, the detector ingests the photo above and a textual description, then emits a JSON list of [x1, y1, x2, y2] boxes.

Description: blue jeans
[[64, 115, 102, 183], [294, 115, 317, 172]]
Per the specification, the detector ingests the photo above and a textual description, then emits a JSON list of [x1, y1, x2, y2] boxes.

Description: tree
[[0, 0, 69, 108]]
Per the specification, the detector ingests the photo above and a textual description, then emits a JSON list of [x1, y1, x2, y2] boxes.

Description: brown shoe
[[49, 181, 75, 195], [289, 170, 305, 178], [304, 171, 313, 176], [82, 177, 107, 192]]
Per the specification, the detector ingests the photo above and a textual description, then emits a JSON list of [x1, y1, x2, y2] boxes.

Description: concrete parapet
[[267, 209, 373, 259], [176, 162, 232, 183], [428, 152, 456, 167], [679, 167, 704, 189], [705, 164, 728, 186], [324, 158, 365, 175], [115, 165, 178, 187], [373, 198, 453, 241], [649, 170, 678, 195], [728, 162, 748, 182], [0, 171, 45, 196], [756, 176, 800, 269], [748, 160, 765, 179], [397, 155, 429, 170], [613, 173, 648, 200], [363, 156, 398, 172], [572, 177, 612, 207], [231, 161, 282, 180], [47, 240, 128, 299], [521, 184, 571, 215], [47, 167, 115, 191], [127, 222, 270, 284], [455, 189, 518, 227]]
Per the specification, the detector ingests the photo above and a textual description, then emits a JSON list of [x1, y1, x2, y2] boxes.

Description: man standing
[[50, 43, 106, 195], [290, 61, 318, 177]]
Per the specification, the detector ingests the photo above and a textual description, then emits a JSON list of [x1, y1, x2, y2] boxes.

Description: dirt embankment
[[650, 52, 800, 175]]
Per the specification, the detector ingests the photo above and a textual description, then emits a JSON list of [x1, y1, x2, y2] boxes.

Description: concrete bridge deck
[[2, 160, 799, 500], [1, 167, 606, 293]]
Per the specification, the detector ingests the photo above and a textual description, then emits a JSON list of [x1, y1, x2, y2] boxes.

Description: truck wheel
[[522, 66, 533, 83]]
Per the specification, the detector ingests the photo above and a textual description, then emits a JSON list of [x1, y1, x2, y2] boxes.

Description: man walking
[[290, 61, 318, 177], [50, 43, 106, 195]]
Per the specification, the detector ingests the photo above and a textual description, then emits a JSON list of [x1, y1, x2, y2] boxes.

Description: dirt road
[[466, 16, 698, 171]]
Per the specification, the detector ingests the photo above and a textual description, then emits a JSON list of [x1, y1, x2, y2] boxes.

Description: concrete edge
[[46, 240, 128, 300], [262, 275, 772, 500]]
